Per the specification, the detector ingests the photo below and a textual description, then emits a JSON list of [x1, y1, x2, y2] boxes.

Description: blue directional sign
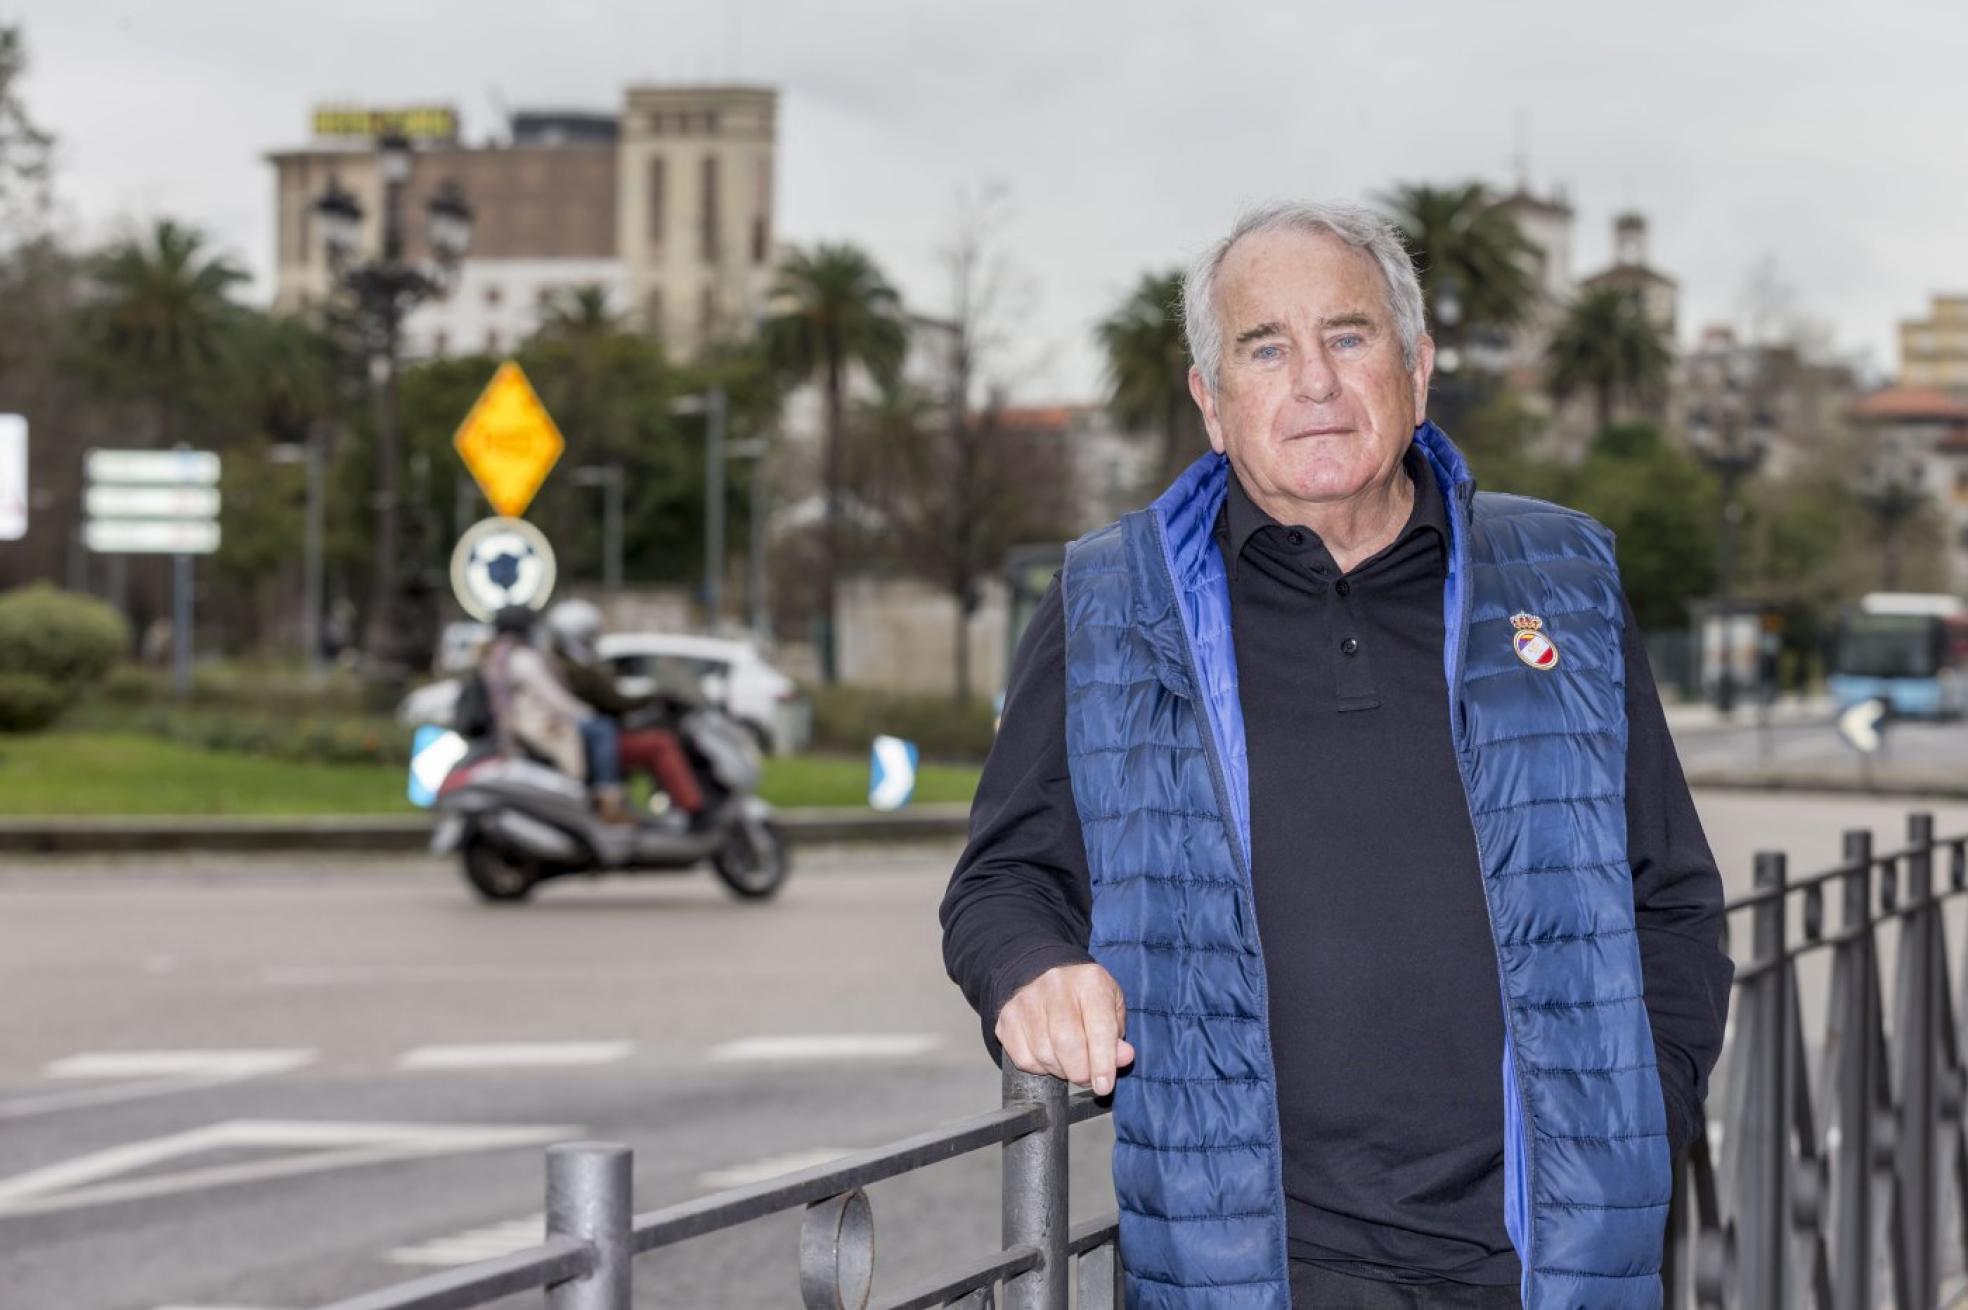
[[408, 724, 470, 808], [868, 735, 919, 812]]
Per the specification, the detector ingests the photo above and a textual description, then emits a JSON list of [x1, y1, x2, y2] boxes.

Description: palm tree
[[75, 219, 246, 444], [760, 244, 906, 682], [1097, 270, 1197, 487], [1379, 183, 1536, 333], [535, 284, 623, 344], [1546, 287, 1674, 435]]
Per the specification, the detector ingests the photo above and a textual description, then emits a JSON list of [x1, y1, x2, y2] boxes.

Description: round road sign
[[449, 516, 557, 621]]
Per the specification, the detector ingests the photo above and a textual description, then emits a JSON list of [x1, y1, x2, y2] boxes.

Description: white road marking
[[395, 1042, 633, 1071], [388, 1213, 544, 1267], [47, 1050, 315, 1080], [0, 1119, 578, 1219], [0, 1050, 318, 1122], [708, 1034, 942, 1063], [699, 1149, 855, 1191]]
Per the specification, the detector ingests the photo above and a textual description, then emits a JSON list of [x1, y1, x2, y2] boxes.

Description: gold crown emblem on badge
[[1510, 612, 1544, 633]]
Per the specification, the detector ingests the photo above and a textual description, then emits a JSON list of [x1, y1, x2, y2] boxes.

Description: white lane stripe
[[47, 1050, 315, 1080], [395, 1042, 633, 1071], [699, 1149, 855, 1191], [0, 1120, 578, 1219], [708, 1034, 942, 1063], [389, 1214, 544, 1267]]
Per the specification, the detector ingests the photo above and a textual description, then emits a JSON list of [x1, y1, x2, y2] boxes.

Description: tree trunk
[[1594, 380, 1613, 438], [820, 345, 844, 684]]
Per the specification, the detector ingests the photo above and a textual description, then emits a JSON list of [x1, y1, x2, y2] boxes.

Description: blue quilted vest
[[1060, 423, 1670, 1310]]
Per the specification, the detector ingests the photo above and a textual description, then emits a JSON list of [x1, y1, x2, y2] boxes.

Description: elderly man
[[940, 202, 1731, 1310]]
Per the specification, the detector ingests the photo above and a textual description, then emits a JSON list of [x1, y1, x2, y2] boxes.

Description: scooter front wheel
[[462, 835, 540, 903], [711, 819, 790, 900]]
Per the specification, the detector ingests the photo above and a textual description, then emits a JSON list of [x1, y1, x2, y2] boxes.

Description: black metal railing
[[320, 811, 1968, 1309], [1665, 813, 1968, 1308]]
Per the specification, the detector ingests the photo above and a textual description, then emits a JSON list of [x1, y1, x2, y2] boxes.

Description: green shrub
[[807, 685, 998, 762], [0, 672, 64, 733], [0, 585, 129, 698]]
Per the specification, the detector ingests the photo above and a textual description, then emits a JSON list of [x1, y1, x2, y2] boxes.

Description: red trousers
[[618, 729, 704, 813]]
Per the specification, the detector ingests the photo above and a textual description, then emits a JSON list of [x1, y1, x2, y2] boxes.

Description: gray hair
[[1182, 200, 1426, 391]]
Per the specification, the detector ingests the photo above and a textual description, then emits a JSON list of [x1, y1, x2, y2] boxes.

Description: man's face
[[1189, 228, 1433, 514]]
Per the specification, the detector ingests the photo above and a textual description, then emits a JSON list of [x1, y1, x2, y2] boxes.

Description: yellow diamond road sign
[[452, 361, 566, 518]]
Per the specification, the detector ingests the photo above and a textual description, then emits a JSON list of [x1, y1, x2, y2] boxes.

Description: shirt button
[[1340, 637, 1360, 656], [1285, 529, 1306, 547], [1334, 578, 1352, 597]]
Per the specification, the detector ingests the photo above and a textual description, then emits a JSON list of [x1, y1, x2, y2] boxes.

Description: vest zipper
[[1147, 511, 1293, 1301], [1443, 492, 1539, 1308]]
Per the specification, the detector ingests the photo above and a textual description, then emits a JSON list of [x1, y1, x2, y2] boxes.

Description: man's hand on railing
[[995, 962, 1135, 1096]]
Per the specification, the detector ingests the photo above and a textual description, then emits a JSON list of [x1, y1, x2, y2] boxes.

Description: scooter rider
[[540, 600, 708, 819]]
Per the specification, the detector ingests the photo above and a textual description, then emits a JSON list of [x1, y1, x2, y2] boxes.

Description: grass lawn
[[0, 731, 980, 818]]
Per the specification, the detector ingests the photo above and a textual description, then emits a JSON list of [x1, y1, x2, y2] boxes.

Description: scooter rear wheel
[[711, 819, 790, 900], [462, 835, 540, 902]]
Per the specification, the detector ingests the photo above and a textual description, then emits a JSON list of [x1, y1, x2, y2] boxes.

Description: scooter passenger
[[481, 605, 633, 823]]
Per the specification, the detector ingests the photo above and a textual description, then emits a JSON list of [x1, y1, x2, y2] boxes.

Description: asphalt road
[[5, 792, 1968, 1310], [1675, 708, 1968, 791]]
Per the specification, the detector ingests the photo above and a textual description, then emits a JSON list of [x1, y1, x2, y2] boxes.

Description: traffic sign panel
[[86, 485, 221, 520], [451, 362, 565, 518], [85, 449, 220, 486], [0, 415, 23, 541], [85, 519, 220, 555]]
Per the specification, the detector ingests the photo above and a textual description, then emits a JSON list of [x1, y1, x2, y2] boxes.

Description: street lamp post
[[671, 386, 729, 630], [1689, 373, 1770, 716], [573, 463, 626, 595], [269, 431, 327, 672], [313, 135, 473, 668]]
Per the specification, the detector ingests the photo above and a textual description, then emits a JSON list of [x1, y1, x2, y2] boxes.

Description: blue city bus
[[1827, 592, 1968, 719]]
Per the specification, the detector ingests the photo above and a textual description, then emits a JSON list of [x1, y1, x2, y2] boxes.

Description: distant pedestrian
[[940, 201, 1731, 1309]]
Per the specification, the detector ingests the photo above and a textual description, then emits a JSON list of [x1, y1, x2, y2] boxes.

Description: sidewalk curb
[[0, 804, 973, 856], [1686, 772, 1968, 802]]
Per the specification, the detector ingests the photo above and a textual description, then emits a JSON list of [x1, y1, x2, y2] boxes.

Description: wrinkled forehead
[[1214, 227, 1391, 329]]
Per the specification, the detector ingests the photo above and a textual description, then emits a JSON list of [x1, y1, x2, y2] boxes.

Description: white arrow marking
[[0, 1119, 576, 1219], [709, 1034, 942, 1063], [395, 1042, 633, 1071]]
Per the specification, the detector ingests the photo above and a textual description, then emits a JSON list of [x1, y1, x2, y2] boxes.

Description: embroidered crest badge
[[1511, 612, 1560, 670]]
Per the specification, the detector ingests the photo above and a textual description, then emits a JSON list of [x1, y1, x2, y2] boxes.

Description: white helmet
[[544, 598, 603, 655]]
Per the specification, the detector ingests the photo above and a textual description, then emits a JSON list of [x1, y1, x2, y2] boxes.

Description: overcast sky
[[16, 1, 1965, 400]]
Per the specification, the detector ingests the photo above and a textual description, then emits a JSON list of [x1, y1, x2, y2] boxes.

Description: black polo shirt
[[940, 453, 1731, 1288]]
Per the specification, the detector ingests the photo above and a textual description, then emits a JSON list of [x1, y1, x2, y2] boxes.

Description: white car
[[597, 632, 811, 756]]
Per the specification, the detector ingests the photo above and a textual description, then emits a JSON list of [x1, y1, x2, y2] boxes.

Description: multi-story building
[[1849, 385, 1968, 587], [1581, 212, 1677, 338], [266, 87, 778, 361], [616, 86, 778, 354], [1488, 185, 1576, 388], [1897, 295, 1968, 390]]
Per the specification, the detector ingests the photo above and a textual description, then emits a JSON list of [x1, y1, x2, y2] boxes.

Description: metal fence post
[[547, 1141, 633, 1310], [1738, 850, 1791, 1309], [1002, 1066, 1068, 1310], [1892, 813, 1940, 1310], [1828, 829, 1879, 1310]]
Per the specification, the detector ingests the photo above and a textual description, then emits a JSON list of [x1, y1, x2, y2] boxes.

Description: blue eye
[[1253, 344, 1284, 361], [1332, 334, 1364, 350]]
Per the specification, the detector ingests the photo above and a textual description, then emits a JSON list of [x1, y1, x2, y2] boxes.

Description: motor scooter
[[430, 706, 788, 903]]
